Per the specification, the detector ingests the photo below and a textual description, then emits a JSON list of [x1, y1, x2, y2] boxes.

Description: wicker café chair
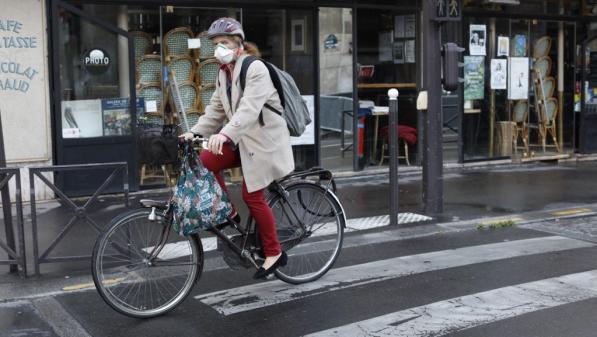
[[197, 59, 220, 86], [131, 31, 153, 62], [198, 84, 216, 111], [168, 55, 196, 82], [533, 56, 552, 79], [137, 55, 162, 85], [512, 100, 529, 155], [137, 84, 169, 186], [197, 32, 216, 60], [541, 76, 556, 99], [179, 81, 199, 111], [170, 80, 199, 113], [164, 27, 194, 61], [537, 97, 560, 153], [182, 108, 202, 131], [137, 84, 163, 121], [533, 36, 552, 60]]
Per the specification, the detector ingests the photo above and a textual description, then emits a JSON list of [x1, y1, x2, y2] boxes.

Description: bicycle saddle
[[140, 199, 169, 210]]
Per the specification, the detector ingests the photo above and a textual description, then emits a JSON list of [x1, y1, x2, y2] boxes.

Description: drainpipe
[[117, 5, 130, 99], [558, 0, 564, 152], [489, 18, 496, 157]]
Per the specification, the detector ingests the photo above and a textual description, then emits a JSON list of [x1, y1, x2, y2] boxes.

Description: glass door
[[319, 7, 354, 171], [356, 7, 418, 170], [580, 35, 597, 153], [52, 1, 137, 195]]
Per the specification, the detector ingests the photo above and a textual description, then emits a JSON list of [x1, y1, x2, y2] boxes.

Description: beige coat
[[191, 54, 295, 193]]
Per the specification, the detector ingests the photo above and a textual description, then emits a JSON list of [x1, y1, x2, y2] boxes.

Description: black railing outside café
[[29, 162, 129, 276], [0, 168, 26, 278]]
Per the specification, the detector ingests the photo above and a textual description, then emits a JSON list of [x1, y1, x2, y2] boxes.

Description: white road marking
[[305, 269, 597, 337], [195, 236, 592, 315], [142, 238, 217, 259], [148, 214, 431, 257]]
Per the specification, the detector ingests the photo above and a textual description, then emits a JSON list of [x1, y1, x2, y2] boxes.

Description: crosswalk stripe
[[195, 236, 592, 315], [151, 214, 431, 257], [304, 269, 597, 337]]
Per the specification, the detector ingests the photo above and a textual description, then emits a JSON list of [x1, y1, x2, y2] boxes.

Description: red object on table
[[380, 125, 417, 145], [358, 117, 366, 158]]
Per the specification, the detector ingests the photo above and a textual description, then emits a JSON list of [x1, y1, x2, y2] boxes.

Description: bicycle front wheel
[[269, 182, 345, 284], [91, 209, 203, 318]]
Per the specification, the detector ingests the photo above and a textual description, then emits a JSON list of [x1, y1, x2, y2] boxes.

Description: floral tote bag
[[172, 144, 233, 236]]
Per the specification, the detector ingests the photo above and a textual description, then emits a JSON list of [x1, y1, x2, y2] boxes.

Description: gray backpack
[[240, 56, 311, 137]]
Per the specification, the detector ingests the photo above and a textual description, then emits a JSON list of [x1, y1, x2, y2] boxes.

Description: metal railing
[[0, 168, 26, 277], [29, 162, 129, 276]]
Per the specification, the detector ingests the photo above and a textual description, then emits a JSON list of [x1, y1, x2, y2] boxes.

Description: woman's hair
[[230, 35, 261, 57], [243, 41, 261, 57]]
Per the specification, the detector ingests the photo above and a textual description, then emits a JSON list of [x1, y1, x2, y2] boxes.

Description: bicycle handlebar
[[178, 136, 206, 147]]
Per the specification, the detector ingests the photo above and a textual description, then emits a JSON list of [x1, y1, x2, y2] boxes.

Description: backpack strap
[[239, 56, 284, 127], [239, 55, 258, 93]]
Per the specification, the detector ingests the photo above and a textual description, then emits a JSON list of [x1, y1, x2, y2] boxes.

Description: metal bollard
[[388, 89, 399, 226]]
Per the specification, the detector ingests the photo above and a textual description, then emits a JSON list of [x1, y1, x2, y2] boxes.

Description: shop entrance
[[51, 1, 138, 196], [461, 18, 576, 162], [580, 34, 597, 153]]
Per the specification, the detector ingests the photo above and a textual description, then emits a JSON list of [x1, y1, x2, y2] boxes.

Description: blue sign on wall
[[324, 34, 338, 50]]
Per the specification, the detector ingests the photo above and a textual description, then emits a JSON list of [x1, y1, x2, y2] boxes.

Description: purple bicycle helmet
[[207, 17, 245, 40]]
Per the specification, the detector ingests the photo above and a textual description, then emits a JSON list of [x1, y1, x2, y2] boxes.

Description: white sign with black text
[[490, 59, 508, 90], [508, 57, 529, 100], [469, 24, 487, 56]]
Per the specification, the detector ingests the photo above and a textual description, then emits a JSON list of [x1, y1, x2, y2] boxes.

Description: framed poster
[[469, 24, 487, 56], [291, 19, 305, 52], [61, 99, 103, 138], [405, 40, 416, 63], [490, 59, 508, 90], [513, 34, 527, 57], [404, 15, 416, 38], [464, 56, 485, 100], [394, 15, 405, 38], [291, 95, 315, 146], [497, 36, 509, 57], [393, 41, 405, 64], [379, 31, 393, 62], [508, 57, 529, 100]]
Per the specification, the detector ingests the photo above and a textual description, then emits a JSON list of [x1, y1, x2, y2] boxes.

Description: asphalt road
[[5, 216, 597, 337]]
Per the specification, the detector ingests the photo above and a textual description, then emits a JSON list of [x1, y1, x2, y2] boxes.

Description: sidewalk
[[2, 160, 597, 283]]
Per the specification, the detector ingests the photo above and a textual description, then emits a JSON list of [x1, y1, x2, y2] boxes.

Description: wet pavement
[[0, 301, 57, 337], [3, 161, 597, 278], [9, 223, 597, 337], [2, 162, 597, 336]]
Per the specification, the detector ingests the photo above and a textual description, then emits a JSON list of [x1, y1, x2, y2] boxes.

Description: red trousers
[[200, 145, 281, 257]]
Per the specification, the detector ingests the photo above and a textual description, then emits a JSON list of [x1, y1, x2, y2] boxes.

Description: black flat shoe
[[253, 251, 288, 279]]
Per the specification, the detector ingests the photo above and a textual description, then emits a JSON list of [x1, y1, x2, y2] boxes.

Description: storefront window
[[58, 5, 134, 139], [462, 15, 576, 161], [243, 8, 316, 170], [356, 8, 418, 169], [58, 3, 317, 190]]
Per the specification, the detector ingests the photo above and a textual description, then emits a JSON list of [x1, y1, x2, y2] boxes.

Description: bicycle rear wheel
[[91, 209, 203, 318], [269, 182, 345, 284]]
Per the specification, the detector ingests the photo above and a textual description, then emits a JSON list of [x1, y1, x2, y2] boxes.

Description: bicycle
[[91, 139, 346, 318]]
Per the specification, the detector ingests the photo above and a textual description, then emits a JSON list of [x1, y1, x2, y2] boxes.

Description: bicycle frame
[[142, 149, 339, 269]]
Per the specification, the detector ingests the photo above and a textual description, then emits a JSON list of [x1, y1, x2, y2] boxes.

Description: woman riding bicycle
[[180, 17, 294, 279]]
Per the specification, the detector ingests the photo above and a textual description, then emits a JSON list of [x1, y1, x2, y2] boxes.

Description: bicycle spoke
[[271, 183, 344, 284], [93, 210, 201, 317], [152, 261, 197, 267]]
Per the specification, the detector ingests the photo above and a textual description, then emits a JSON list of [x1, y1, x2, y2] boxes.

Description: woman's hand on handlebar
[[178, 132, 195, 141], [178, 133, 204, 147], [207, 134, 228, 156]]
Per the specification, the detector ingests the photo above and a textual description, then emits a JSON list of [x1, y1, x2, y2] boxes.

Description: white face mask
[[214, 43, 235, 64]]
